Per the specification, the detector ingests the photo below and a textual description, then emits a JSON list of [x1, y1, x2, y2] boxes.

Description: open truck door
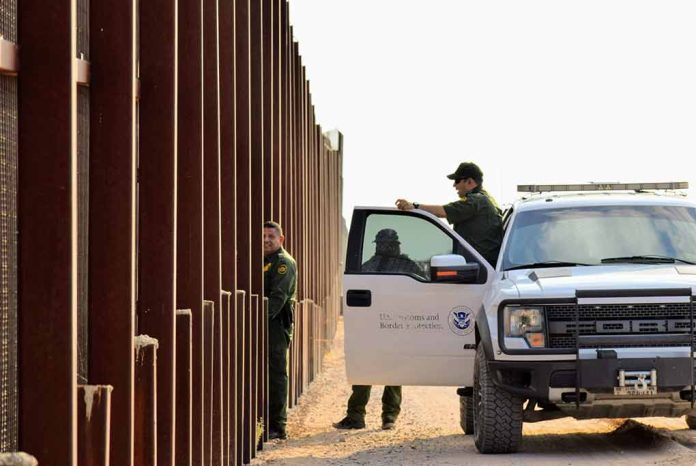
[[343, 207, 494, 386]]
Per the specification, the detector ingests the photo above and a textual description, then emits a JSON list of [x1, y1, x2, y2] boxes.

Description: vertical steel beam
[[138, 0, 178, 462], [262, 297, 269, 442], [212, 298, 224, 466], [175, 310, 193, 466], [219, 0, 237, 295], [177, 0, 204, 461], [133, 337, 158, 466], [17, 0, 77, 461], [242, 291, 253, 464], [203, 0, 224, 461], [78, 385, 113, 466], [235, 0, 253, 460], [220, 291, 232, 464], [88, 0, 137, 464], [249, 0, 264, 456], [271, 0, 281, 222], [235, 291, 246, 466], [262, 0, 273, 223], [279, 3, 289, 229], [218, 1, 237, 460], [234, 0, 251, 294], [202, 300, 214, 464], [250, 294, 260, 455]]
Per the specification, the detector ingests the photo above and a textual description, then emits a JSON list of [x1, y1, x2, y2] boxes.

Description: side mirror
[[430, 254, 480, 283]]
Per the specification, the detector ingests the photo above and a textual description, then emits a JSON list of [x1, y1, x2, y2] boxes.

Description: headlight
[[504, 306, 545, 348]]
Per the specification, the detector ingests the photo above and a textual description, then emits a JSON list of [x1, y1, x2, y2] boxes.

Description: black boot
[[333, 416, 366, 430]]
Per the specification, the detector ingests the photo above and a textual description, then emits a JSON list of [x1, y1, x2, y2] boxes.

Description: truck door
[[343, 207, 493, 386]]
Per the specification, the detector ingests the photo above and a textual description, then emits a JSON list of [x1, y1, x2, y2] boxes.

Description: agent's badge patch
[[448, 306, 474, 336], [277, 264, 288, 275]]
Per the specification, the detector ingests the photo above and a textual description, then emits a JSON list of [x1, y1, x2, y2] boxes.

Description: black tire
[[473, 345, 523, 453], [687, 412, 696, 429], [459, 395, 474, 435]]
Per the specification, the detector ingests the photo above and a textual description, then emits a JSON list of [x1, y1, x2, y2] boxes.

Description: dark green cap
[[373, 228, 400, 243], [447, 162, 483, 183]]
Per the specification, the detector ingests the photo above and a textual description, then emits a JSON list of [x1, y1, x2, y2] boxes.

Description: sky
[[288, 1, 696, 223]]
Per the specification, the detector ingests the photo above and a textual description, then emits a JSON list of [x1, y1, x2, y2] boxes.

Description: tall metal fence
[[0, 0, 343, 464]]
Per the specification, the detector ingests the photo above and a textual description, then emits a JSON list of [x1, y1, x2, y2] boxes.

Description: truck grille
[[546, 303, 695, 349]]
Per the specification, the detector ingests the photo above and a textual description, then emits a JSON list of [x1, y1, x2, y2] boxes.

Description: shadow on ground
[[259, 420, 695, 466]]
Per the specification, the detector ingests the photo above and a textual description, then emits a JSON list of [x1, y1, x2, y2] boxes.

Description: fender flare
[[475, 306, 494, 362]]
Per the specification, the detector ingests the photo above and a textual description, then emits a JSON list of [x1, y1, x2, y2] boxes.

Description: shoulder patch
[[278, 264, 288, 275]]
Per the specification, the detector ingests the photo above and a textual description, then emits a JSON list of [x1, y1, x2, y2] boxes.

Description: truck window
[[361, 213, 456, 280]]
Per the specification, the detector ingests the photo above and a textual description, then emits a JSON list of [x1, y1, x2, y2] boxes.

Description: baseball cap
[[447, 162, 483, 182]]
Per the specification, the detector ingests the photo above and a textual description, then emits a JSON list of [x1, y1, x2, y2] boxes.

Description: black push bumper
[[487, 356, 696, 401]]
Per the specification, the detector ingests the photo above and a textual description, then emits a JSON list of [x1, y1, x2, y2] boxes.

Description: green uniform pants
[[268, 319, 290, 433], [346, 385, 402, 423]]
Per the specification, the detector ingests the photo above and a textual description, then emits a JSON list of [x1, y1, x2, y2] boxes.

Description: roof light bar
[[517, 182, 689, 193]]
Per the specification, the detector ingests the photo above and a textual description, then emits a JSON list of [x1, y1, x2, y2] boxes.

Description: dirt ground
[[253, 319, 696, 465]]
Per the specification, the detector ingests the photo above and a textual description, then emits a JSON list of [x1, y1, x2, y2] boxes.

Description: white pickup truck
[[343, 182, 696, 453]]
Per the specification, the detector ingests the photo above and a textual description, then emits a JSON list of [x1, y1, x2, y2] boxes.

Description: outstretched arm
[[395, 199, 446, 218]]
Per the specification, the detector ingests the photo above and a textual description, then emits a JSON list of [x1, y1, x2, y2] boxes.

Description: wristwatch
[[413, 202, 420, 209]]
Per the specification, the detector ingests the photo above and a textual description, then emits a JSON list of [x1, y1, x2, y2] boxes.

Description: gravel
[[253, 318, 696, 465]]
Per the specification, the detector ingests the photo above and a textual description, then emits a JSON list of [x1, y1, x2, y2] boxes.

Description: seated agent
[[334, 228, 419, 431], [395, 161, 503, 266], [361, 228, 422, 276]]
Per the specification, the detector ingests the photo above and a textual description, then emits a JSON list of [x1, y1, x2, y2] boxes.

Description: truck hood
[[505, 264, 696, 299]]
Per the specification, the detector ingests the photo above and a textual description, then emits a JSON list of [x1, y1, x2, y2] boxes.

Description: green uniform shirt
[[361, 254, 422, 276], [442, 187, 503, 266], [264, 247, 297, 325]]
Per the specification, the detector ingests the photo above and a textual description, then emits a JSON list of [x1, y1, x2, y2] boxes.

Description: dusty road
[[254, 319, 696, 465]]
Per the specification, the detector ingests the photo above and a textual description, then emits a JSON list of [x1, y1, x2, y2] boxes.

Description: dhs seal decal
[[448, 306, 474, 336]]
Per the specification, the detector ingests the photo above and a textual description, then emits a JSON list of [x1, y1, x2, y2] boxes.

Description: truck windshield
[[501, 205, 696, 271]]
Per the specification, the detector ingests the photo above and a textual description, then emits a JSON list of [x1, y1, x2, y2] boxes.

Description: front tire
[[473, 345, 523, 453], [459, 395, 474, 435]]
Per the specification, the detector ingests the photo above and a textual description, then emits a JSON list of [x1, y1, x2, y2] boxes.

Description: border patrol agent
[[263, 221, 297, 440], [334, 228, 420, 431], [395, 162, 503, 266]]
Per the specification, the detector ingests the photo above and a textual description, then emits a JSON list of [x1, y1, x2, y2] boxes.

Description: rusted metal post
[[17, 0, 77, 461], [177, 0, 204, 461], [250, 0, 264, 452], [218, 0, 237, 459], [133, 336, 158, 466], [212, 295, 224, 466], [220, 291, 233, 464], [88, 0, 137, 464], [202, 300, 214, 463], [203, 0, 224, 461], [270, 0, 281, 222], [243, 291, 254, 463], [262, 297, 270, 442], [251, 294, 261, 454], [262, 0, 273, 223], [78, 385, 113, 466], [235, 0, 254, 460], [235, 291, 246, 466], [138, 0, 178, 461], [175, 310, 193, 466], [235, 0, 251, 295]]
